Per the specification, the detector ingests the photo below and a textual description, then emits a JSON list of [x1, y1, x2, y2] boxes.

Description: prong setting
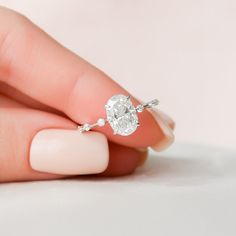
[[136, 105, 144, 113]]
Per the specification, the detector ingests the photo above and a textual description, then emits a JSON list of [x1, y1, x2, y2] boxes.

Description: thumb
[[0, 95, 109, 182]]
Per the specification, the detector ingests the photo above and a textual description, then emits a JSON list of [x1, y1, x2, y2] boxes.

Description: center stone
[[105, 94, 139, 136]]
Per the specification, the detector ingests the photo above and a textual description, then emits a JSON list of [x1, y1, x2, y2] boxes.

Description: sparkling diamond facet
[[105, 95, 139, 136]]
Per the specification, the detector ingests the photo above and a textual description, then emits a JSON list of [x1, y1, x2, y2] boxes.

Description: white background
[[0, 0, 235, 149], [1, 2, 236, 236], [1, 144, 236, 236]]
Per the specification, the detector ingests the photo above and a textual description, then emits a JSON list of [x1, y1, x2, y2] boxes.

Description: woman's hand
[[0, 7, 175, 182]]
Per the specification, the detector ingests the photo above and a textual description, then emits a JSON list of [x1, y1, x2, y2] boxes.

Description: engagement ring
[[79, 94, 159, 136]]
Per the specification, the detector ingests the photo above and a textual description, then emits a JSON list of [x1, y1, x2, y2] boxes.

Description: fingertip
[[149, 110, 175, 152], [30, 129, 109, 175]]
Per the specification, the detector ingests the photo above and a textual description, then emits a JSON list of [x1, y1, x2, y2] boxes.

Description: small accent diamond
[[97, 118, 106, 127], [80, 123, 90, 132]]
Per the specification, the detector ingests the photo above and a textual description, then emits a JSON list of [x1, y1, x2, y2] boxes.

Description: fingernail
[[149, 110, 175, 152], [136, 148, 148, 167], [30, 129, 109, 175], [155, 109, 175, 130]]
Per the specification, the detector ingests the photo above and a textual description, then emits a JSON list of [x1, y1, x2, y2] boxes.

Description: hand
[[0, 7, 175, 182]]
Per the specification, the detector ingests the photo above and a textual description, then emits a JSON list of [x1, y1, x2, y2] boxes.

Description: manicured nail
[[149, 110, 175, 152], [136, 148, 148, 167], [155, 109, 175, 130], [30, 129, 109, 175]]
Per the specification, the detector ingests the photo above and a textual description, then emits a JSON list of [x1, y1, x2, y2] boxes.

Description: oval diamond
[[105, 94, 139, 136]]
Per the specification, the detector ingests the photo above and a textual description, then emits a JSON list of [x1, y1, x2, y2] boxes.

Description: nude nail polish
[[30, 129, 109, 175], [155, 109, 175, 130], [149, 110, 175, 152]]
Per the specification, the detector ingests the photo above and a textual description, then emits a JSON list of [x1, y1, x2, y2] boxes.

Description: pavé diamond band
[[79, 94, 159, 136]]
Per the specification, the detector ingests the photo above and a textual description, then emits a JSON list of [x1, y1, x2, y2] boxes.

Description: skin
[[0, 7, 175, 182]]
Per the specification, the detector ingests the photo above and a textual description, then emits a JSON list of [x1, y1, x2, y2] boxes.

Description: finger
[[0, 94, 147, 182], [0, 81, 63, 115], [0, 94, 108, 182], [0, 7, 172, 148]]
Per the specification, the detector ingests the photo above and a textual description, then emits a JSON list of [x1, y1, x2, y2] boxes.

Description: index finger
[[0, 7, 167, 148]]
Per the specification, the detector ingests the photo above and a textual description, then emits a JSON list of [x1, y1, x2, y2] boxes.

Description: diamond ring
[[79, 94, 159, 136]]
